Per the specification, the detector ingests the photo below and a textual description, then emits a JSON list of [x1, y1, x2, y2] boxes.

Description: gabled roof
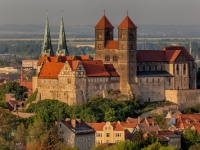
[[81, 60, 110, 77], [119, 122, 137, 128], [163, 46, 194, 61], [105, 41, 118, 49], [118, 16, 137, 28], [68, 60, 80, 71], [137, 50, 182, 62], [104, 64, 120, 77], [38, 62, 64, 79], [87, 122, 106, 131], [95, 15, 114, 28]]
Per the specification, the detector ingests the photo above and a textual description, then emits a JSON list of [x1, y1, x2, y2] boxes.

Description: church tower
[[56, 12, 69, 56], [95, 13, 114, 59], [41, 15, 54, 57], [117, 14, 137, 94]]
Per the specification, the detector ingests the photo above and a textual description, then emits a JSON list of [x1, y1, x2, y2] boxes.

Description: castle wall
[[166, 90, 200, 111], [138, 77, 166, 102]]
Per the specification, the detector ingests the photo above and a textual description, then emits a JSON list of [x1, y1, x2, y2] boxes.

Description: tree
[[151, 113, 166, 129], [189, 143, 200, 150], [104, 108, 117, 122], [132, 130, 145, 145], [113, 140, 140, 150], [182, 128, 200, 150], [141, 141, 178, 150], [0, 81, 28, 101], [13, 123, 27, 146]]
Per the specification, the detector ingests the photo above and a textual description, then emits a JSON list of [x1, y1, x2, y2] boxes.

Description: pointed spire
[[56, 11, 69, 56], [41, 12, 54, 56]]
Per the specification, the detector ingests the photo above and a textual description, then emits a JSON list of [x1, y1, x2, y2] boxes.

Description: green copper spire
[[56, 12, 69, 56], [41, 13, 54, 56]]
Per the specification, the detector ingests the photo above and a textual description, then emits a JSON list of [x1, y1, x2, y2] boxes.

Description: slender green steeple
[[41, 12, 54, 56], [56, 11, 69, 56]]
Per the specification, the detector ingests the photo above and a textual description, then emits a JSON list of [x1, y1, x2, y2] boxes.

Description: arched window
[[152, 78, 154, 83], [149, 66, 151, 71], [176, 64, 179, 75], [105, 55, 110, 61], [146, 79, 148, 83], [137, 66, 139, 71], [155, 65, 157, 71], [183, 64, 186, 75], [143, 66, 145, 71], [113, 55, 118, 61]]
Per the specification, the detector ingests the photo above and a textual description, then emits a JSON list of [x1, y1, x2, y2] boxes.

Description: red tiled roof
[[104, 64, 120, 77], [163, 46, 194, 61], [20, 81, 32, 90], [111, 122, 124, 131], [75, 55, 90, 60], [137, 50, 182, 62], [87, 122, 106, 131], [68, 60, 80, 71], [95, 15, 114, 28], [82, 60, 110, 77], [118, 16, 137, 28], [105, 41, 118, 49], [38, 62, 64, 79], [37, 56, 48, 66], [120, 122, 137, 128]]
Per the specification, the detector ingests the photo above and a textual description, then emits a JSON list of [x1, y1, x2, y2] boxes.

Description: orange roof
[[120, 122, 137, 128], [105, 41, 118, 49], [75, 55, 90, 60], [163, 46, 194, 61], [82, 60, 110, 77], [118, 16, 137, 28], [38, 62, 64, 79], [104, 64, 120, 77], [111, 122, 124, 131], [95, 15, 114, 28], [137, 50, 182, 62], [68, 60, 79, 71], [20, 81, 32, 90], [37, 56, 48, 66], [87, 122, 106, 131]]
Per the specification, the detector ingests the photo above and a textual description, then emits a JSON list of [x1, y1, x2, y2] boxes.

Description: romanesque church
[[33, 13, 198, 110]]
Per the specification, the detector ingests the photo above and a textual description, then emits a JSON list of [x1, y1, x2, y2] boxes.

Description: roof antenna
[[127, 10, 128, 16], [61, 10, 63, 16], [46, 10, 48, 16], [104, 10, 105, 15]]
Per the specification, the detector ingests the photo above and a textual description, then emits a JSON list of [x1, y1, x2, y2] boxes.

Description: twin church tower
[[41, 14, 69, 57], [40, 12, 140, 97]]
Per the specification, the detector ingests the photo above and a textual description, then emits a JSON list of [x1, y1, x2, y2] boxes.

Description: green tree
[[142, 141, 178, 150], [189, 143, 200, 150], [151, 113, 166, 129], [112, 140, 140, 150], [104, 108, 117, 122], [0, 81, 28, 101], [132, 130, 145, 145], [182, 128, 200, 150]]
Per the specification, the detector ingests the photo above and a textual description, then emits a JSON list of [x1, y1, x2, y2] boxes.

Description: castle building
[[33, 13, 199, 110]]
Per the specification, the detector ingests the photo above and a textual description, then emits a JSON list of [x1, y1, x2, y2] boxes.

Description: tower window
[[155, 65, 157, 71], [183, 64, 186, 75], [143, 66, 145, 71], [113, 55, 118, 61], [137, 66, 139, 71], [149, 66, 151, 71], [176, 64, 179, 75], [146, 79, 148, 83], [105, 55, 110, 61], [152, 78, 154, 83]]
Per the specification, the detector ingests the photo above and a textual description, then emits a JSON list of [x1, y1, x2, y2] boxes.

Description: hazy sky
[[0, 0, 200, 26]]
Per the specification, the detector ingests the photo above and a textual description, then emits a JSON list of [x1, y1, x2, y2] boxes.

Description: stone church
[[33, 13, 199, 110]]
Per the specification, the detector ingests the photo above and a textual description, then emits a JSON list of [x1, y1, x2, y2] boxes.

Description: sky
[[0, 0, 200, 26]]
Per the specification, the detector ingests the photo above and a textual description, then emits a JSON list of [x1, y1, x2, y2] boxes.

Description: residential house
[[87, 121, 131, 145], [57, 118, 95, 150]]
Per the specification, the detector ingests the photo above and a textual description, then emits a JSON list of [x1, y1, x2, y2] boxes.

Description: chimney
[[138, 116, 141, 123], [71, 119, 76, 128]]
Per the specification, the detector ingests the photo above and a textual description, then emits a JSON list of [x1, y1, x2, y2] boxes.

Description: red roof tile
[[20, 81, 32, 90], [163, 46, 194, 61], [118, 16, 137, 28], [38, 62, 64, 79], [87, 122, 106, 131], [104, 64, 120, 77], [120, 122, 137, 128], [81, 60, 110, 77], [111, 122, 124, 131], [105, 41, 118, 49], [95, 15, 114, 28], [137, 50, 182, 62], [68, 60, 80, 71]]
